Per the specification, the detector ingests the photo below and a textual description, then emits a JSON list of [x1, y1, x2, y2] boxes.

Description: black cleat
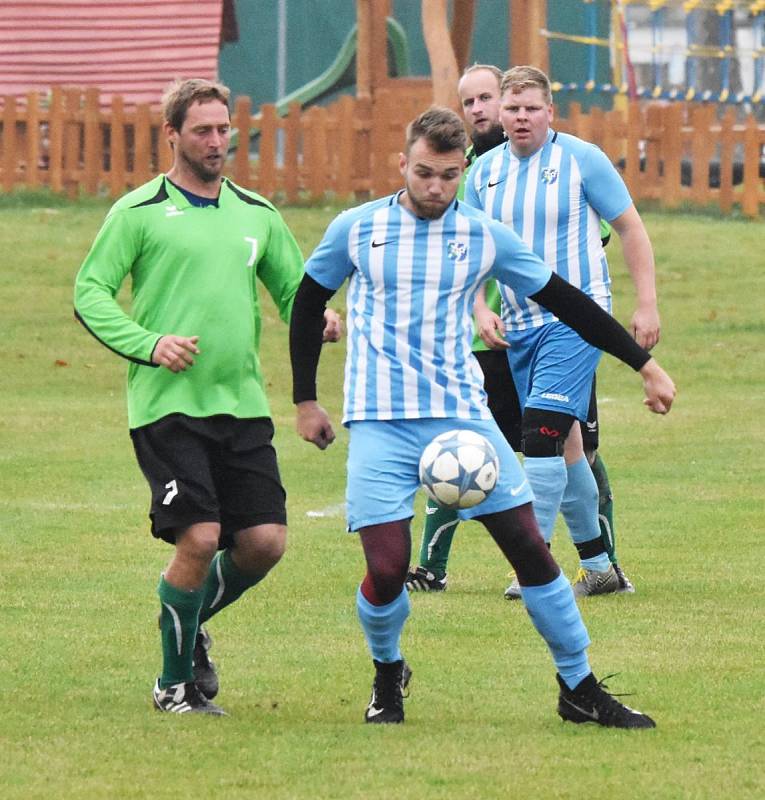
[[153, 679, 227, 715], [404, 566, 447, 592], [193, 626, 219, 700], [613, 564, 636, 593], [364, 659, 412, 724], [557, 673, 656, 729]]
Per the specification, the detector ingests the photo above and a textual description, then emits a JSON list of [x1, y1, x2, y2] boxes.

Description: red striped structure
[[0, 0, 223, 107]]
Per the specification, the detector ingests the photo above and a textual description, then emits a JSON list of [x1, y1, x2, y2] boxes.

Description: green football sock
[[157, 575, 203, 688], [198, 549, 264, 624], [417, 499, 460, 578], [590, 452, 617, 564]]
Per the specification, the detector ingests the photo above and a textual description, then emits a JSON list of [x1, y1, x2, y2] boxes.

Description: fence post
[[354, 95, 372, 198], [624, 101, 641, 199], [63, 87, 81, 198], [335, 94, 355, 199], [83, 87, 101, 195], [600, 107, 622, 165], [305, 105, 328, 201], [134, 102, 151, 186], [2, 95, 17, 192], [587, 106, 603, 149], [644, 103, 663, 200], [49, 87, 64, 193], [567, 102, 581, 136], [110, 94, 126, 198], [661, 103, 683, 209], [718, 107, 735, 214], [26, 91, 40, 188], [258, 103, 277, 197], [370, 88, 391, 196], [157, 122, 172, 173], [232, 96, 252, 187], [689, 103, 714, 206], [284, 102, 301, 203], [741, 115, 760, 218]]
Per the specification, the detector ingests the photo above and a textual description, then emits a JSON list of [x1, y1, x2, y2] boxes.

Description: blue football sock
[[356, 587, 410, 663], [560, 457, 611, 572], [523, 456, 568, 543], [520, 572, 591, 689]]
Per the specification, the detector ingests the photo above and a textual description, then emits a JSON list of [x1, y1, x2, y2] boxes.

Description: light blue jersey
[[305, 192, 552, 424], [464, 130, 632, 331]]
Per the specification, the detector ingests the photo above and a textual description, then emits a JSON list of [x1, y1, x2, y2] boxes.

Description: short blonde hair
[[161, 78, 231, 132], [501, 66, 552, 104]]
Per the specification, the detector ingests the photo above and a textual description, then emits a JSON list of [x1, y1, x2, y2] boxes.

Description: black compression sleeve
[[530, 273, 650, 371], [290, 274, 337, 404]]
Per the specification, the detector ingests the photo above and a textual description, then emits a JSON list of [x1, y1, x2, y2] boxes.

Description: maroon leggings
[[357, 503, 558, 606]]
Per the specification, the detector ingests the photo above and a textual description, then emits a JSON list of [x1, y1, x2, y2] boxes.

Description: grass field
[[1, 192, 763, 799]]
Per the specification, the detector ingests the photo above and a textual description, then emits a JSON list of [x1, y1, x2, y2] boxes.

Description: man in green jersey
[[406, 65, 630, 597], [74, 78, 341, 715]]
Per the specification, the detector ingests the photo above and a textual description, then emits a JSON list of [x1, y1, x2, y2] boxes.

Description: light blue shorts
[[508, 321, 602, 421], [345, 417, 534, 531]]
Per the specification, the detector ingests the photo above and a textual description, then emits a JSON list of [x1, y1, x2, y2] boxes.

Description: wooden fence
[[1, 86, 764, 216]]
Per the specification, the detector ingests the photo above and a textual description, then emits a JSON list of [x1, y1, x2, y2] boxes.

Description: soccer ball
[[419, 429, 500, 510]]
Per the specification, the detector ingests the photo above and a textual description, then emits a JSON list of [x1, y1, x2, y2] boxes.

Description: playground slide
[[274, 16, 410, 114], [231, 17, 409, 150]]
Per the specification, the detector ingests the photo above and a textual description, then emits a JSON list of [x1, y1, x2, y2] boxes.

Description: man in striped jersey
[[465, 65, 661, 599], [289, 107, 674, 727], [408, 64, 633, 598]]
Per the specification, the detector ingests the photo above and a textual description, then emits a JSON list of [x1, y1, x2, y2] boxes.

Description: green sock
[[157, 575, 203, 688], [417, 499, 460, 578], [198, 549, 264, 624], [590, 453, 617, 564]]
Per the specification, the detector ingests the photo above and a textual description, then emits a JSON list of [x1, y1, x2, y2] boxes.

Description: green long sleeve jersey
[[460, 145, 501, 353], [74, 175, 305, 429]]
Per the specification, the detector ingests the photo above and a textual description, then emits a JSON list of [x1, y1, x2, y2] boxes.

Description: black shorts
[[474, 349, 523, 451], [582, 376, 599, 452], [474, 349, 599, 452], [130, 414, 287, 547]]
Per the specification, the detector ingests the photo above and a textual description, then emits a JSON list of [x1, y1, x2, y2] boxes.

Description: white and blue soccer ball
[[418, 429, 500, 510]]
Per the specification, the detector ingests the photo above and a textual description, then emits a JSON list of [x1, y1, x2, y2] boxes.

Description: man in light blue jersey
[[289, 107, 675, 727], [407, 64, 632, 598], [466, 65, 661, 598]]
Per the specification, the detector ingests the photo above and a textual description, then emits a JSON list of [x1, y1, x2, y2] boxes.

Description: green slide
[[232, 17, 410, 149]]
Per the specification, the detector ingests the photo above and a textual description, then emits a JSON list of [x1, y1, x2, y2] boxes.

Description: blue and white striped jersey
[[464, 130, 632, 332], [305, 192, 551, 423]]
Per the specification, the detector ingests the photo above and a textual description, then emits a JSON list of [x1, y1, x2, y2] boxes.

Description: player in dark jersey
[[74, 78, 342, 715]]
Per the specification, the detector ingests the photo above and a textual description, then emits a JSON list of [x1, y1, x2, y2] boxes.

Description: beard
[[180, 149, 224, 184], [405, 190, 450, 219], [470, 124, 506, 156]]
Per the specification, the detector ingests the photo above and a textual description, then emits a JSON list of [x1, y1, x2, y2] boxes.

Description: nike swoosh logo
[[366, 704, 385, 718], [510, 480, 528, 496], [487, 178, 505, 188], [371, 240, 393, 248], [425, 506, 438, 515], [564, 699, 600, 721]]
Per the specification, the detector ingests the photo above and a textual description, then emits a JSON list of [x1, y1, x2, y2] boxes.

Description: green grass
[[1, 191, 763, 799]]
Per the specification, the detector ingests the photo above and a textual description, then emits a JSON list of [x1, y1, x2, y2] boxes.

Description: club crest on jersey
[[447, 240, 468, 262], [541, 167, 558, 185]]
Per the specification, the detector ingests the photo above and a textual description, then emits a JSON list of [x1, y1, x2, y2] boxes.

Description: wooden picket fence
[[1, 85, 763, 216]]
